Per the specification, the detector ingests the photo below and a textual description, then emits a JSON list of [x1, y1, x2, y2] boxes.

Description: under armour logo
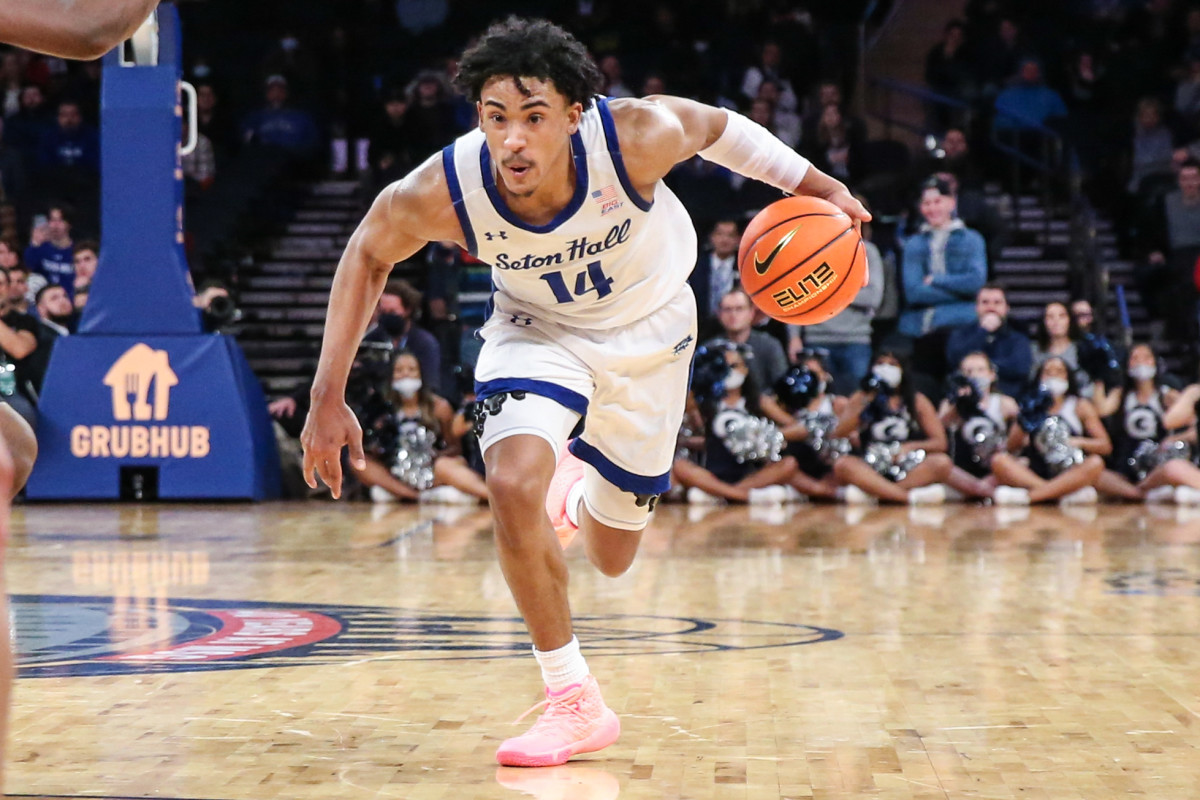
[[484, 231, 508, 241], [509, 314, 532, 326], [672, 335, 694, 356]]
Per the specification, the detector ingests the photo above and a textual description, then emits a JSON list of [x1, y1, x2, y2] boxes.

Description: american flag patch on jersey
[[591, 185, 618, 204], [591, 184, 624, 215]]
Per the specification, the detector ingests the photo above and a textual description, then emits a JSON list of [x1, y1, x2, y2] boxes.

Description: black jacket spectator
[[945, 285, 1033, 398]]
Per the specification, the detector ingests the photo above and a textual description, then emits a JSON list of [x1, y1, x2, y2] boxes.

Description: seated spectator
[[946, 284, 1033, 397], [404, 70, 457, 161], [598, 54, 633, 98], [364, 280, 443, 396], [0, 267, 39, 428], [756, 80, 801, 149], [976, 17, 1030, 94], [25, 283, 72, 396], [367, 89, 415, 189], [1144, 158, 1200, 340], [704, 288, 788, 395], [240, 75, 319, 157], [1176, 52, 1200, 136], [993, 58, 1067, 130], [918, 129, 983, 192], [991, 357, 1108, 504], [830, 351, 953, 504], [799, 202, 885, 394], [181, 120, 216, 191], [741, 42, 799, 119], [5, 85, 53, 155], [37, 98, 98, 170], [925, 19, 975, 128], [358, 350, 488, 504], [1031, 301, 1103, 399], [194, 81, 236, 158], [1096, 343, 1200, 503], [1127, 96, 1177, 194], [688, 219, 740, 335], [6, 265, 28, 314], [23, 204, 75, 299], [0, 238, 20, 275], [71, 238, 97, 310], [803, 104, 862, 184], [0, 117, 26, 205], [801, 82, 867, 153], [672, 343, 800, 505], [899, 177, 987, 339]]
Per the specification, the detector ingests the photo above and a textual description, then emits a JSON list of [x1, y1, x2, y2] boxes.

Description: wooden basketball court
[[6, 500, 1200, 798]]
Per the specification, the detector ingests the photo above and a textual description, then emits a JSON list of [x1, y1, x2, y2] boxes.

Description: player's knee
[[486, 467, 545, 512]]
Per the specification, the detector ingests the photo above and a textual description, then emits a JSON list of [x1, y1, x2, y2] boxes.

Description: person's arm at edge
[[0, 0, 160, 60]]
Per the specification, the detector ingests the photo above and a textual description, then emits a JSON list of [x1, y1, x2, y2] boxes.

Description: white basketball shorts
[[474, 284, 698, 499]]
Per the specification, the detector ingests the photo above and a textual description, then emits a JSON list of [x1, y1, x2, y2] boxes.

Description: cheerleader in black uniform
[[763, 353, 846, 500], [360, 351, 490, 503], [991, 357, 1107, 503], [673, 344, 801, 504], [831, 352, 953, 503], [1098, 344, 1200, 503], [938, 351, 1023, 502]]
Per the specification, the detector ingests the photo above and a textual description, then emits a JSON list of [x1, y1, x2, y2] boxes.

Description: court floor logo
[[14, 595, 843, 678]]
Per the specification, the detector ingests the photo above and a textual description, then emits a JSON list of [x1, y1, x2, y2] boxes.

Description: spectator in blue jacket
[[945, 284, 1033, 397], [23, 205, 75, 299], [898, 177, 988, 338], [993, 59, 1068, 131], [36, 100, 99, 172], [240, 75, 319, 157]]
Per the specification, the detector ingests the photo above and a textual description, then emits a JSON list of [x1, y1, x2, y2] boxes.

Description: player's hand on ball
[[820, 187, 871, 230], [301, 399, 367, 499]]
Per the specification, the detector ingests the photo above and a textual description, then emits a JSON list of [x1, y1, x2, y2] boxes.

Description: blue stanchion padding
[[80, 4, 198, 335], [28, 336, 280, 500]]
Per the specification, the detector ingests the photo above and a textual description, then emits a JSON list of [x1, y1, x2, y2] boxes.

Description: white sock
[[534, 635, 589, 693], [565, 480, 585, 527]]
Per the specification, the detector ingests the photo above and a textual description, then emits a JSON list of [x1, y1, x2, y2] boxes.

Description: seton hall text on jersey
[[491, 219, 632, 271]]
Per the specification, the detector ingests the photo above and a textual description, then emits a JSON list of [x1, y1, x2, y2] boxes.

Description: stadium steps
[[235, 180, 364, 394]]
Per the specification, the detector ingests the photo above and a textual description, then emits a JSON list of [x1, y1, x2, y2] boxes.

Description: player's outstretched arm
[[0, 0, 160, 59], [629, 95, 870, 226], [302, 162, 455, 498]]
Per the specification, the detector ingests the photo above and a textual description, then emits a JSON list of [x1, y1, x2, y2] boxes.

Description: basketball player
[[301, 17, 868, 767], [0, 0, 159, 59], [0, 405, 38, 790]]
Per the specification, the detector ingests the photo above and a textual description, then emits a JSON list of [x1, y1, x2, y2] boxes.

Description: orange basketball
[[737, 195, 867, 325]]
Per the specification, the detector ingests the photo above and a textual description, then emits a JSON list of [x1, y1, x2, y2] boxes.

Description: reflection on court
[[6, 501, 1200, 798]]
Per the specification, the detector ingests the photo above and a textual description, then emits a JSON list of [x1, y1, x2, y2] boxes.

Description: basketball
[[737, 195, 867, 325]]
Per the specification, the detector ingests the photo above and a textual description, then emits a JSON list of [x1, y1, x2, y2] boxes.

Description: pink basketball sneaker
[[545, 444, 585, 549], [495, 675, 621, 768]]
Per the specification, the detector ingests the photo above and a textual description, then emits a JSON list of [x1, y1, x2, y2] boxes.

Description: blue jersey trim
[[479, 130, 589, 233], [475, 377, 589, 417], [596, 97, 653, 212], [569, 438, 671, 495], [442, 143, 478, 256]]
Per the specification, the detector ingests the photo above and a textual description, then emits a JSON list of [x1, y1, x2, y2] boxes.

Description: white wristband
[[697, 108, 810, 195]]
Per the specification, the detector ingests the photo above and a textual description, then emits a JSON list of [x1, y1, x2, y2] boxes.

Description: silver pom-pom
[[722, 415, 785, 464], [863, 441, 927, 481], [1128, 438, 1193, 481], [797, 411, 851, 464], [390, 425, 438, 490], [1033, 416, 1084, 475], [962, 417, 1005, 467]]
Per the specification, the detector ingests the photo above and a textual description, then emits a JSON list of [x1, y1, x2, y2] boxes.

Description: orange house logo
[[103, 343, 178, 421], [71, 344, 210, 459]]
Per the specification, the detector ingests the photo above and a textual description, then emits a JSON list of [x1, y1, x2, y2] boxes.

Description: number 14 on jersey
[[539, 260, 613, 304]]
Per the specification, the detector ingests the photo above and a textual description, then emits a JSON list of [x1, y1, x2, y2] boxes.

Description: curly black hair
[[453, 17, 603, 110]]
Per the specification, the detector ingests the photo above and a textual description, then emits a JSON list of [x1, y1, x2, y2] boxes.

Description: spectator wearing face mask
[[991, 357, 1107, 504], [830, 351, 953, 504], [1096, 343, 1200, 504], [363, 280, 442, 397], [357, 350, 487, 504]]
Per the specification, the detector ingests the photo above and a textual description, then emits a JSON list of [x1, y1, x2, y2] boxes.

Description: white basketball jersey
[[442, 97, 697, 329]]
